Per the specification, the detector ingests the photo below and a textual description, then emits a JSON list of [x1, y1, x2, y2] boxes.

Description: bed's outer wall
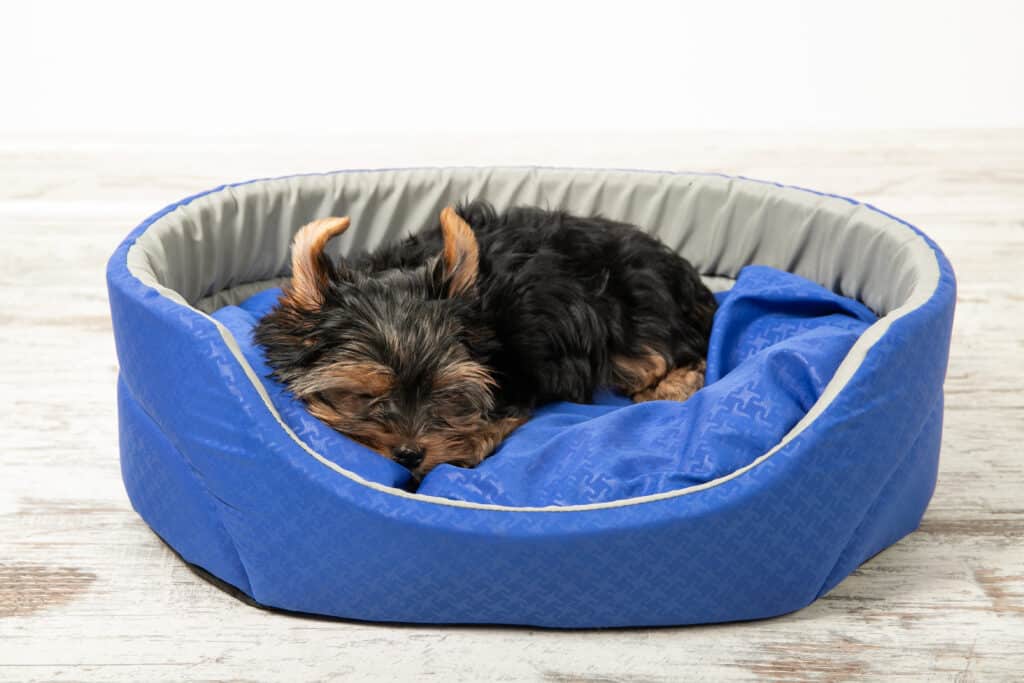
[[107, 168, 956, 627]]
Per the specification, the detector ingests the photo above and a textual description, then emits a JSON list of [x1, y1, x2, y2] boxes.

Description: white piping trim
[[125, 175, 942, 513]]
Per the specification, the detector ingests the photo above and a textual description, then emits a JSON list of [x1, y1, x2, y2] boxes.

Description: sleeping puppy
[[255, 200, 716, 479]]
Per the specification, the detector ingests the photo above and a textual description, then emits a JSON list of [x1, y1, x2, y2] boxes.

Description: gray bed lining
[[128, 169, 925, 317]]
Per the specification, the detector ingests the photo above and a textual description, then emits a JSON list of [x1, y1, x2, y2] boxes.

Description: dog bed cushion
[[212, 265, 876, 506], [108, 168, 956, 627]]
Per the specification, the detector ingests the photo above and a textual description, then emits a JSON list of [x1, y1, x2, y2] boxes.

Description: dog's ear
[[439, 206, 479, 296], [287, 216, 351, 311]]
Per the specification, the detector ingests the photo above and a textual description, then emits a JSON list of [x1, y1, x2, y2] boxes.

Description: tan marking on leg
[[633, 361, 706, 403], [611, 349, 669, 395]]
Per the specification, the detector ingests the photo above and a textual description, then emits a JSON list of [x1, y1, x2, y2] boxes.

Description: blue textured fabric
[[211, 266, 876, 507], [107, 169, 956, 628]]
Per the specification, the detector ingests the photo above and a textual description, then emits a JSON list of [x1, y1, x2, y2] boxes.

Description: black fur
[[361, 201, 716, 408]]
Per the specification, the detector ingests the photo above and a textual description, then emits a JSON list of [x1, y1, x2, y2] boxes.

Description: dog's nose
[[392, 446, 425, 470]]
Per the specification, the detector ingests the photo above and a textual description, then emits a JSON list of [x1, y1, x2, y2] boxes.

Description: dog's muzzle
[[392, 446, 425, 470]]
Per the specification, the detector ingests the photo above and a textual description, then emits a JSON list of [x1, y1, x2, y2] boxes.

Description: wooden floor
[[1, 130, 1021, 681]]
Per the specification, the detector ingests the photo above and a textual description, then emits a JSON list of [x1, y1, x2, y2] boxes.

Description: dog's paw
[[632, 361, 705, 403]]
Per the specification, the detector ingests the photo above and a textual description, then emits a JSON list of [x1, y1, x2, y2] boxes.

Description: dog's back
[[363, 201, 717, 408]]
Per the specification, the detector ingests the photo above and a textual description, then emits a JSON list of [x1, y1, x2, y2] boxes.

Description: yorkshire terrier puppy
[[255, 201, 716, 479]]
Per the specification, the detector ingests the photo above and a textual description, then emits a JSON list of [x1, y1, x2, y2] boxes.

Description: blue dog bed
[[108, 168, 955, 627]]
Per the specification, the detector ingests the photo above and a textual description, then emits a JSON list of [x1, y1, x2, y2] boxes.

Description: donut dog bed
[[108, 168, 955, 627]]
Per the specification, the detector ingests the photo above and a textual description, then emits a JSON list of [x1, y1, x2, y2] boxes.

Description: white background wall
[[2, 0, 1022, 136]]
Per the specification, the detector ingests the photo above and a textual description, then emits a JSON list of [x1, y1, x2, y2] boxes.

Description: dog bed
[[108, 168, 955, 627]]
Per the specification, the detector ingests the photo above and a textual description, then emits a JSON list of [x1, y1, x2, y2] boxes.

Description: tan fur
[[432, 360, 496, 391], [633, 361, 706, 403], [290, 361, 394, 398], [306, 396, 400, 457], [418, 415, 527, 473], [439, 206, 479, 296], [611, 348, 669, 395], [287, 216, 351, 311]]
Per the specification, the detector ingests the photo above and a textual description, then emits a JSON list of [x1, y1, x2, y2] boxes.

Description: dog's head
[[255, 207, 501, 478]]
